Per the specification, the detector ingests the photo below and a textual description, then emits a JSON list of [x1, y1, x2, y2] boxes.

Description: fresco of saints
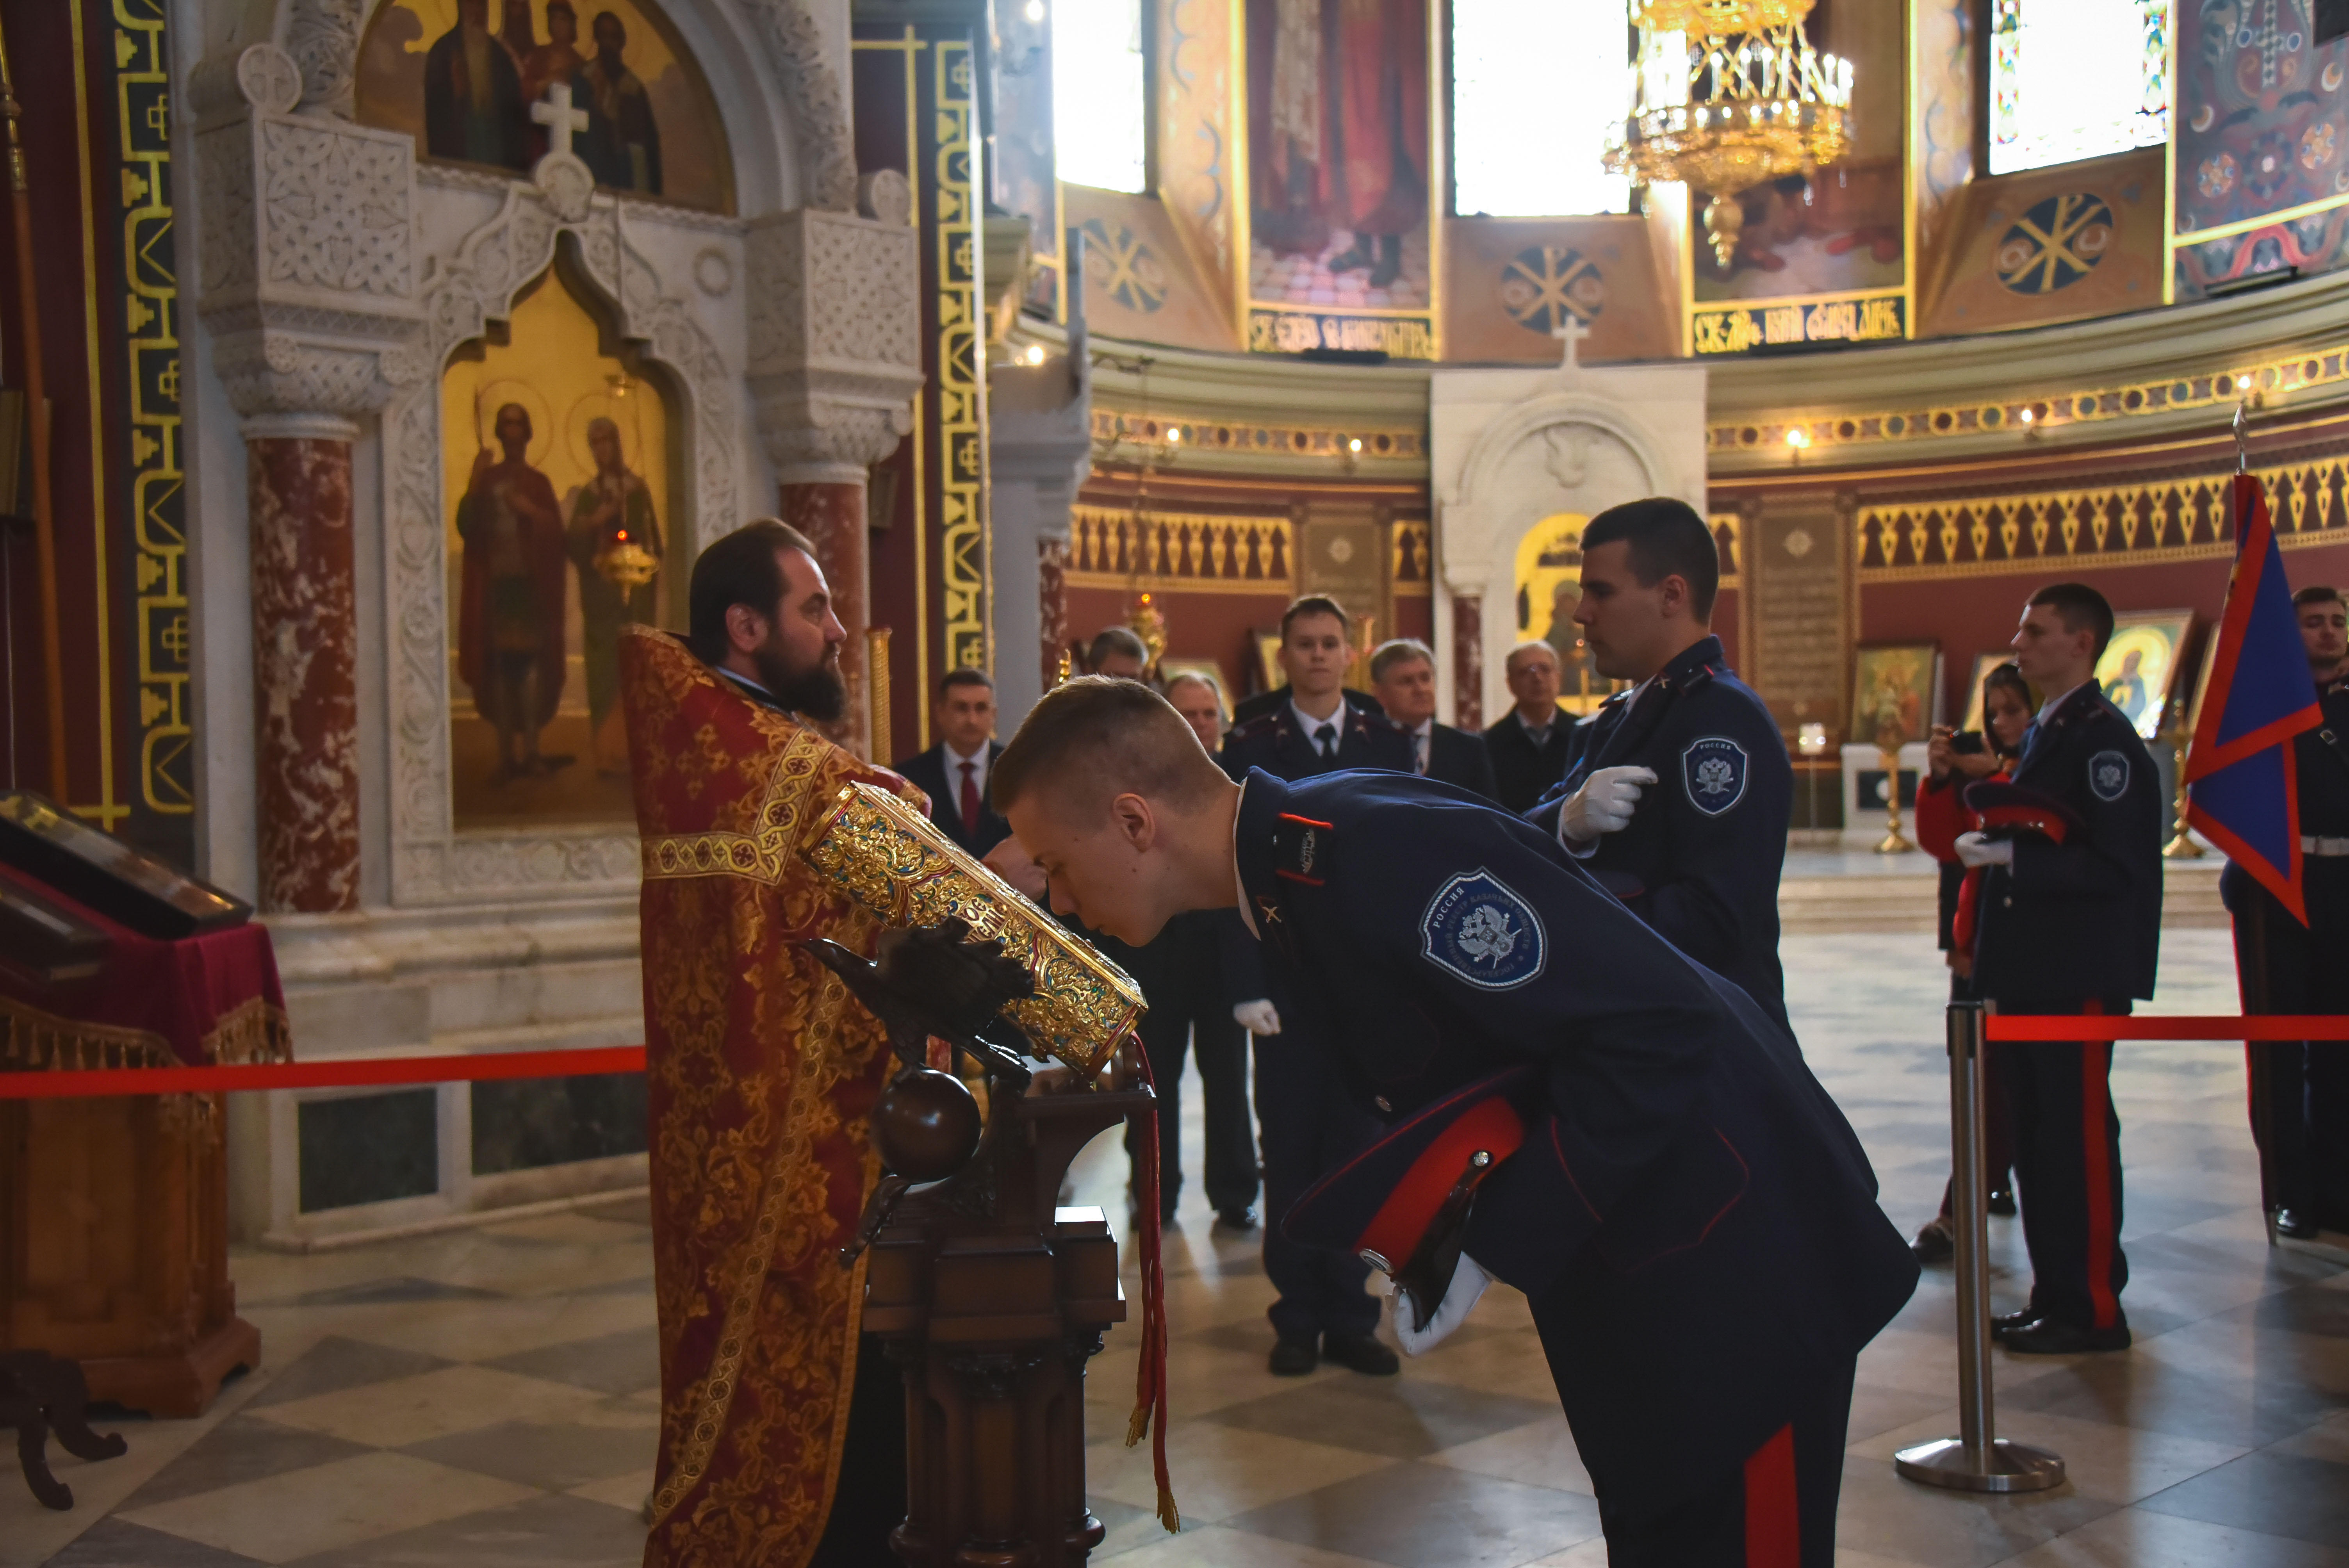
[[1248, 0, 1428, 286], [520, 2, 588, 131], [457, 404, 571, 780], [575, 12, 663, 195], [566, 417, 663, 774], [424, 0, 529, 172]]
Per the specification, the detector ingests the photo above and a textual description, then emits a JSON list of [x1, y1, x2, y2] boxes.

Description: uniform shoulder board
[[1227, 711, 1281, 743], [1680, 661, 1721, 693], [1273, 812, 1333, 886]]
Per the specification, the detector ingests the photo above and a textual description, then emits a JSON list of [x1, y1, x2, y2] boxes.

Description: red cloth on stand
[[0, 862, 291, 1069]]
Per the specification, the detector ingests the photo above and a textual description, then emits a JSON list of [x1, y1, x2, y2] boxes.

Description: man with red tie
[[894, 668, 1010, 858]]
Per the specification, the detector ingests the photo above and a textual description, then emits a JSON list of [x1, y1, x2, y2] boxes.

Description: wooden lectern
[[864, 1084, 1151, 1567]]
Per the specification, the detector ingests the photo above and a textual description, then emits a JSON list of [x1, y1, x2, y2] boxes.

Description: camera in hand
[[1948, 731, 1987, 757]]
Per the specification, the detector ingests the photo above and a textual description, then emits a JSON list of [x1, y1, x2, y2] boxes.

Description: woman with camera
[[1908, 662, 2036, 1263]]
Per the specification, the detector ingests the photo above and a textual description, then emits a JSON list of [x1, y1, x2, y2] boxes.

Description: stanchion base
[[1895, 1437, 2066, 1493]]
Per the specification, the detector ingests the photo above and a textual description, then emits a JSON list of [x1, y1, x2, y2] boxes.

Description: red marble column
[[248, 434, 359, 913], [1037, 533, 1068, 693], [1451, 592, 1483, 731], [781, 480, 870, 758]]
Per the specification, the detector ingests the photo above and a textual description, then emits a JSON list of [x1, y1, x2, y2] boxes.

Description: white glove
[[1560, 766, 1658, 845], [1953, 831, 2014, 869], [1392, 1253, 1492, 1355], [1232, 999, 1281, 1036]]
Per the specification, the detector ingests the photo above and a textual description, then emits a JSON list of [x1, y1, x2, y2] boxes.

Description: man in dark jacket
[[1370, 638, 1499, 800], [1961, 582, 2162, 1354], [1485, 641, 1577, 812], [893, 668, 1009, 858]]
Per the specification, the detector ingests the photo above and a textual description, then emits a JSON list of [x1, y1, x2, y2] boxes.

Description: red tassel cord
[[1121, 1037, 1180, 1532]]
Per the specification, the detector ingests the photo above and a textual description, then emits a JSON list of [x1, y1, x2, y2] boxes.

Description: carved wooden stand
[[864, 1085, 1151, 1568]]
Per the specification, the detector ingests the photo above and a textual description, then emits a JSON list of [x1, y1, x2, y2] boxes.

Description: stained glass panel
[[1990, 0, 2171, 175], [1454, 0, 1631, 216], [1052, 0, 1147, 193]]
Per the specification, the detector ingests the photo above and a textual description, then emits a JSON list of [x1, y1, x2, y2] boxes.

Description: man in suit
[[1370, 638, 1498, 800], [894, 668, 1009, 859], [1525, 499, 1794, 1031], [1220, 596, 1414, 1377], [1485, 641, 1576, 812]]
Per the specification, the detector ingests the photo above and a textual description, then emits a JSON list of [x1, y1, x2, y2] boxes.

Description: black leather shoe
[[1268, 1338, 1318, 1376], [1321, 1332, 1399, 1376], [1911, 1218, 1954, 1265], [1988, 1188, 2017, 1217], [1990, 1308, 2039, 1336], [2002, 1319, 2132, 1355], [2274, 1206, 2320, 1240], [1215, 1207, 1259, 1231]]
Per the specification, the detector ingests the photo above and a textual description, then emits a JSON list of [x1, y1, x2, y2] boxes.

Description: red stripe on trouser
[[1743, 1422, 1799, 1568], [2080, 1001, 2119, 1330]]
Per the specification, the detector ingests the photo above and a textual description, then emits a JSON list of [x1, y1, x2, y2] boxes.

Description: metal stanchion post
[[1895, 1002, 2066, 1492]]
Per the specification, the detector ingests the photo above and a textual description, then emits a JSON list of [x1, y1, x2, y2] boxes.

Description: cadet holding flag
[[992, 677, 1917, 1567]]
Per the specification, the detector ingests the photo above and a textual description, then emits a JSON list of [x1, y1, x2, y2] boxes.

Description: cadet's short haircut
[[937, 667, 993, 696], [2293, 584, 2345, 610], [1280, 595, 1350, 641], [1504, 640, 1560, 674], [2026, 581, 2117, 658], [1581, 498, 1721, 622], [1368, 638, 1435, 684], [1087, 625, 1150, 668], [994, 677, 1226, 820], [687, 518, 820, 665]]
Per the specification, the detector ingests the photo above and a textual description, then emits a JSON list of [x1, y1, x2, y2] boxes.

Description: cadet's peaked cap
[[1961, 780, 2085, 845], [1283, 1067, 1535, 1265]]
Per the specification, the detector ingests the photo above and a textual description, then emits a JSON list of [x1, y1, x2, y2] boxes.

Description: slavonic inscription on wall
[[1745, 498, 1853, 741]]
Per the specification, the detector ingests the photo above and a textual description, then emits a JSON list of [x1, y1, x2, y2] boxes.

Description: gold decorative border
[[1853, 454, 2349, 583], [934, 40, 989, 677], [1711, 342, 2349, 456], [639, 728, 832, 886], [1090, 408, 1426, 462], [1066, 504, 1294, 593]]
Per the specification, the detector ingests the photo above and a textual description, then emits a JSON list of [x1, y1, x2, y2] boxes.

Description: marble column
[[1451, 592, 1483, 731], [1037, 534, 1068, 695], [780, 477, 871, 759], [246, 421, 360, 913]]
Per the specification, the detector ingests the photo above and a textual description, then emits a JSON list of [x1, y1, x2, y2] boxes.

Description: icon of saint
[[457, 403, 571, 780], [423, 0, 529, 172], [566, 416, 663, 775], [574, 12, 662, 194]]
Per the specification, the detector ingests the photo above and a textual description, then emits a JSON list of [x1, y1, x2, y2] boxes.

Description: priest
[[619, 519, 923, 1568]]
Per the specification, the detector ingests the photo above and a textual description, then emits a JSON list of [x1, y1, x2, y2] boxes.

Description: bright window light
[[1454, 0, 1631, 216], [1052, 0, 1147, 193], [1990, 0, 2169, 175]]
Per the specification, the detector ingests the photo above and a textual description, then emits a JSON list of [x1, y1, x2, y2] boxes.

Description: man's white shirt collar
[[944, 740, 990, 789], [1289, 696, 1346, 747]]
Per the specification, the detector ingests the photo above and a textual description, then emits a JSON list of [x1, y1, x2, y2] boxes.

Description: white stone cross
[[532, 80, 590, 159], [1552, 314, 1591, 370]]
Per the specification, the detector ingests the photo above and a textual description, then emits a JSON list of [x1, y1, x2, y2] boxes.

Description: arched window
[[1990, 0, 2169, 175], [1051, 0, 1148, 193], [1453, 0, 1631, 216]]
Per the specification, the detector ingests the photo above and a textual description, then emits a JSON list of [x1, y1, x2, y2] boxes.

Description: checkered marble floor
[[9, 930, 2347, 1567]]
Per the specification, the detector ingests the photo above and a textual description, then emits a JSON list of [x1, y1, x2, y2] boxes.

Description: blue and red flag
[[2185, 473, 2322, 923]]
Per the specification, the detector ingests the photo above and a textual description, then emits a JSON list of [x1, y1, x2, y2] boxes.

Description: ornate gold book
[[800, 782, 1145, 1080]]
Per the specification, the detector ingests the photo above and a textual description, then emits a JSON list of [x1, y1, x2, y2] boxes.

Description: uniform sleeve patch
[[1420, 869, 1547, 991], [2089, 748, 2131, 802], [1682, 736, 1750, 816]]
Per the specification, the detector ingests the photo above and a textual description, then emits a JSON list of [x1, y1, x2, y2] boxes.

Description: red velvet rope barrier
[[1985, 1016, 2349, 1041], [0, 1044, 646, 1098]]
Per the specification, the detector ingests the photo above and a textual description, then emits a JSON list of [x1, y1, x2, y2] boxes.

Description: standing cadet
[[2225, 584, 2349, 1240], [1370, 637, 1500, 799], [1526, 498, 1795, 1029], [1959, 583, 2162, 1353], [1221, 596, 1413, 1376], [992, 679, 1918, 1568]]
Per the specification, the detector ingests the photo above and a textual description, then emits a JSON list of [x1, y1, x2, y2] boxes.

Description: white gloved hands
[[1560, 766, 1658, 845], [1392, 1253, 1492, 1355], [1232, 999, 1282, 1036], [1953, 831, 2015, 869]]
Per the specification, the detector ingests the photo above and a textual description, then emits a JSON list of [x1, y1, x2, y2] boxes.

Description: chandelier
[[1603, 0, 1854, 264]]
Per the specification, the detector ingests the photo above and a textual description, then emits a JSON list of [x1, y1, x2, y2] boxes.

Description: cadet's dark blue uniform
[[1970, 682, 2162, 1335], [1219, 697, 1414, 1349], [2223, 673, 2349, 1232], [1237, 768, 1917, 1564], [1526, 635, 1794, 1029]]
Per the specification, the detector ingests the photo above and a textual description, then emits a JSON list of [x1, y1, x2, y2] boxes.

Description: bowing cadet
[[1219, 597, 1413, 1377], [992, 678, 1918, 1568], [2224, 584, 2349, 1240], [1959, 583, 2162, 1354], [1526, 499, 1794, 1028]]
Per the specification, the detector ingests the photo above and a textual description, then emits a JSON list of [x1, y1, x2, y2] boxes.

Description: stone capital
[[746, 207, 924, 481], [194, 45, 423, 423]]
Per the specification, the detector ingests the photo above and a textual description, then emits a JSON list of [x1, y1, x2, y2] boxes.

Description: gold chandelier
[[1604, 0, 1853, 263]]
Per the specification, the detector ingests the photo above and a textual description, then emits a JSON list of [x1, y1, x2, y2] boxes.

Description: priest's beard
[[754, 637, 847, 722]]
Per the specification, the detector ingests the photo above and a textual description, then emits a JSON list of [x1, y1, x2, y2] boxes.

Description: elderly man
[[1485, 641, 1574, 812], [620, 520, 923, 1567], [1369, 637, 1497, 799]]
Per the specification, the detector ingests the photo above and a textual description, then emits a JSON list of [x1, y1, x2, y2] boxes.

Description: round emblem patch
[[1420, 869, 1547, 991], [1682, 736, 1750, 816], [2090, 748, 2131, 802]]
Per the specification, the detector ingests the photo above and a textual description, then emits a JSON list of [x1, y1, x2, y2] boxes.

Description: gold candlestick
[[2162, 730, 2205, 859], [1875, 741, 1914, 853]]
